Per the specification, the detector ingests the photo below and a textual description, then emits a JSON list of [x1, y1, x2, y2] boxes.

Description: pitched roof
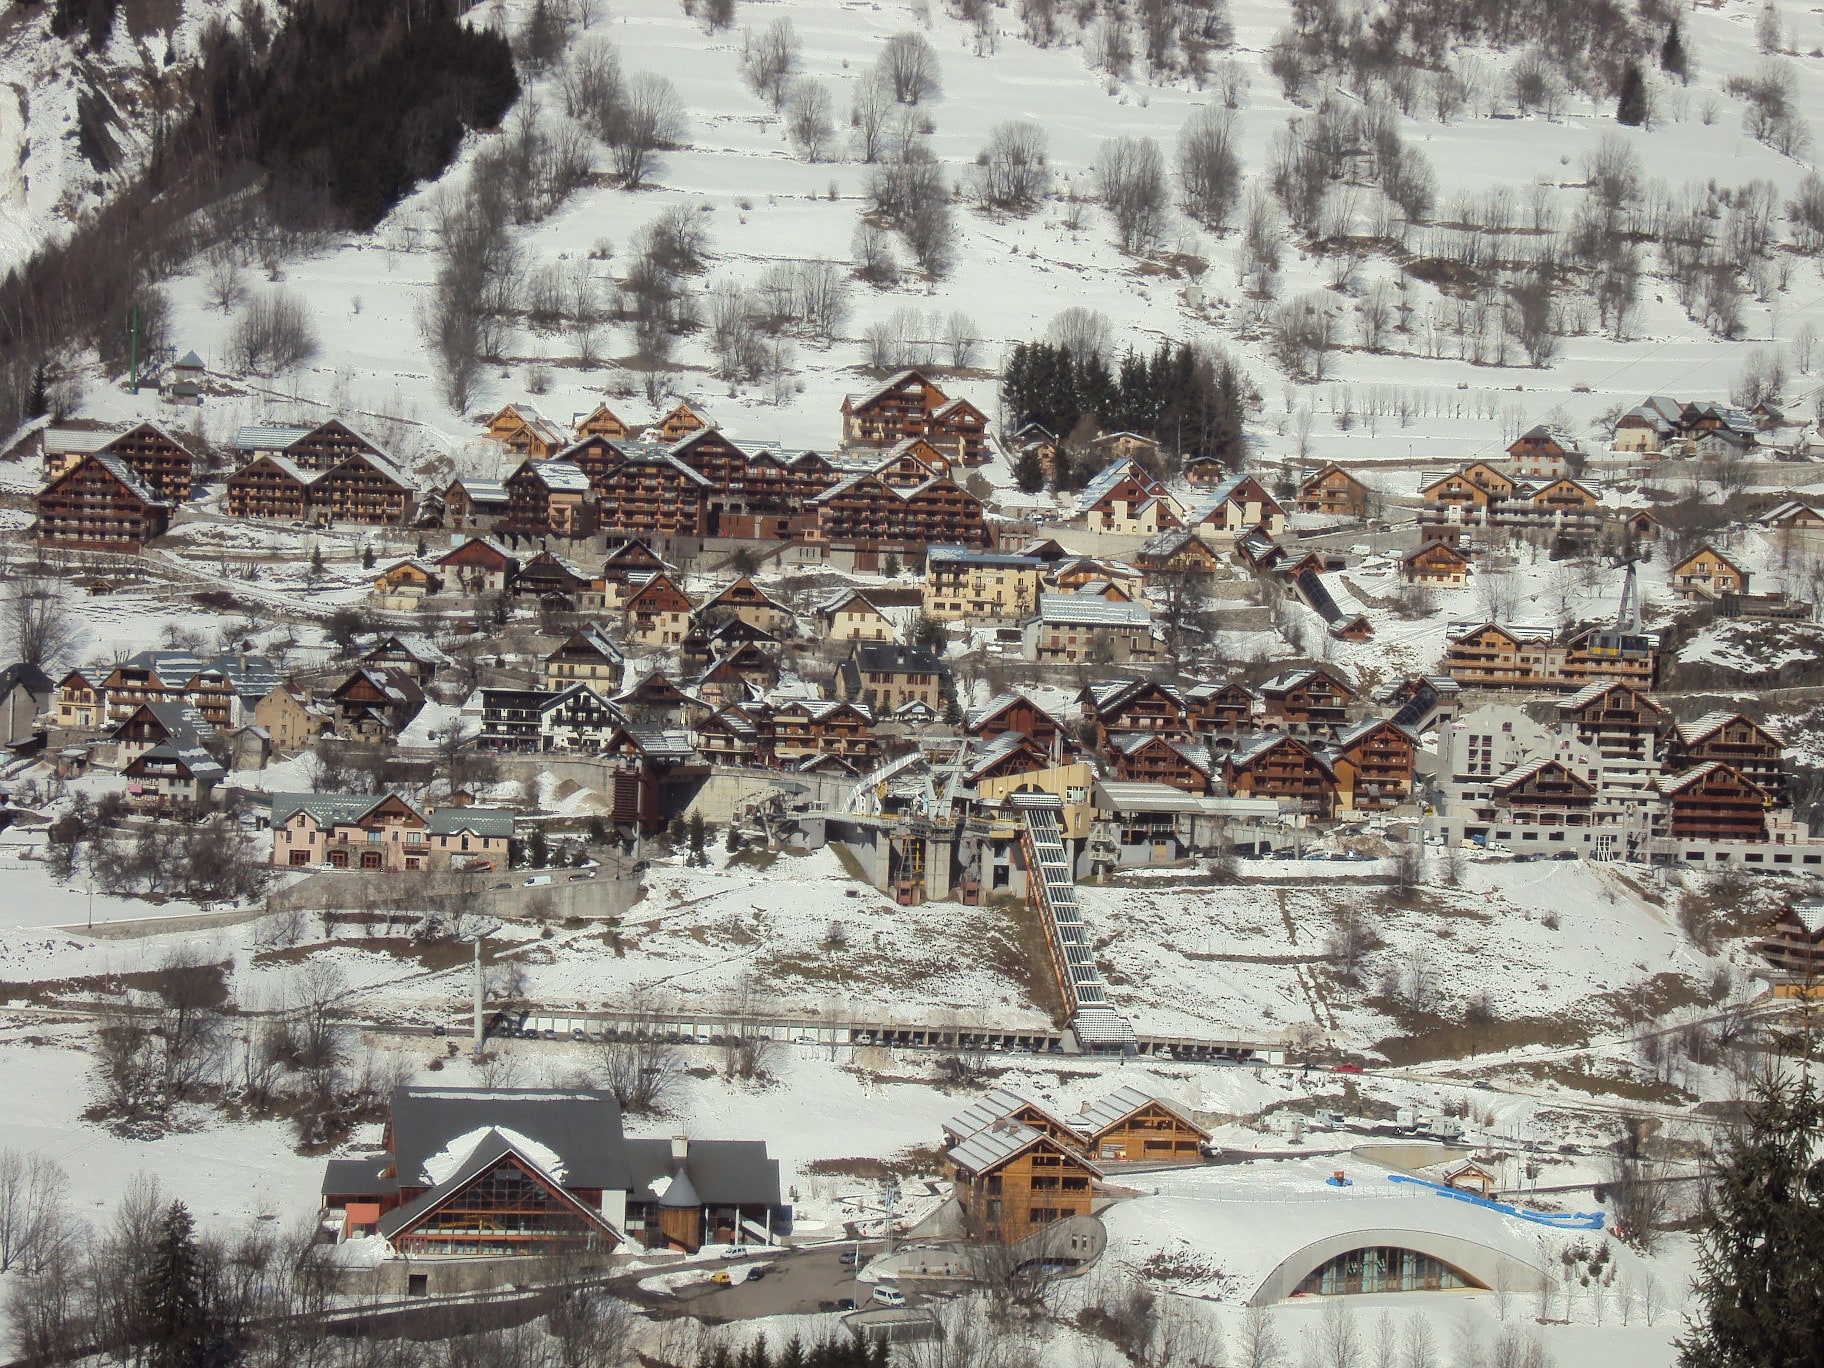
[[426, 807, 515, 838], [623, 1139, 780, 1207], [388, 1086, 632, 1191], [1030, 593, 1152, 627], [1071, 1085, 1208, 1139]]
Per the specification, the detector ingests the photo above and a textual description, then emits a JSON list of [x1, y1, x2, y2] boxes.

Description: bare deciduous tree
[[602, 72, 688, 187], [228, 290, 319, 375], [1178, 104, 1242, 230], [738, 16, 799, 108], [784, 78, 836, 161], [849, 78, 893, 163], [4, 579, 80, 669], [970, 120, 1051, 213], [1096, 135, 1169, 253], [877, 30, 942, 104]]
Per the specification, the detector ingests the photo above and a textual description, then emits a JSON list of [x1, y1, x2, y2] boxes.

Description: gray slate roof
[[388, 1086, 632, 1191]]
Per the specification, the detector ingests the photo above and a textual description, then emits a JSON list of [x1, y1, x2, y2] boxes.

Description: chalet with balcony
[[479, 687, 551, 753], [1222, 734, 1336, 817], [544, 627, 624, 692], [1078, 678, 1193, 746], [573, 402, 634, 440], [52, 668, 105, 732], [694, 703, 768, 767], [539, 684, 623, 753], [1420, 462, 1515, 512], [503, 459, 593, 540], [99, 651, 204, 721], [942, 1114, 1102, 1245], [35, 453, 170, 550], [1666, 712, 1785, 805], [1295, 463, 1370, 518], [841, 370, 988, 466], [1258, 666, 1354, 738], [601, 540, 672, 603], [1069, 1086, 1210, 1165], [1021, 594, 1157, 665], [1507, 425, 1579, 480], [772, 699, 879, 768], [122, 738, 225, 809], [967, 693, 1071, 755], [512, 551, 604, 611], [1672, 546, 1749, 599], [1489, 758, 1596, 827], [611, 671, 706, 730], [109, 700, 213, 768], [1134, 528, 1223, 579], [226, 453, 315, 522], [372, 559, 442, 608], [331, 666, 425, 740], [438, 537, 519, 594], [1758, 899, 1824, 978], [652, 400, 711, 443], [94, 422, 196, 504], [444, 477, 509, 531], [1076, 458, 1179, 535], [703, 576, 793, 634], [313, 451, 414, 526], [1657, 763, 1770, 843], [1403, 540, 1471, 586], [924, 547, 1045, 622], [484, 403, 565, 457], [623, 574, 694, 647], [1612, 396, 1681, 453], [1327, 719, 1418, 812], [1109, 733, 1213, 794], [1184, 680, 1255, 734], [1185, 474, 1287, 542]]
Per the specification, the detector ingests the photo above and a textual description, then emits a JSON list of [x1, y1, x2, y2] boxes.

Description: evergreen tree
[[1012, 444, 1046, 493], [1617, 61, 1648, 127], [882, 551, 901, 578], [527, 825, 548, 868], [1677, 1070, 1824, 1366], [25, 362, 48, 419], [687, 811, 707, 864], [1661, 19, 1688, 81], [141, 1201, 209, 1368]]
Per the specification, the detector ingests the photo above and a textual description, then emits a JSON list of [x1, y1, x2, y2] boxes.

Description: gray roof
[[624, 1140, 781, 1207], [234, 424, 315, 451], [270, 792, 408, 827], [43, 427, 114, 456], [426, 807, 514, 839], [926, 544, 1042, 570], [388, 1086, 631, 1191], [526, 459, 592, 492], [0, 662, 53, 700], [1093, 780, 1208, 814], [1071, 1084, 1205, 1138], [942, 1087, 1059, 1139], [947, 1120, 1050, 1175], [90, 453, 168, 507], [321, 1157, 391, 1197], [128, 740, 225, 783], [1030, 593, 1152, 627]]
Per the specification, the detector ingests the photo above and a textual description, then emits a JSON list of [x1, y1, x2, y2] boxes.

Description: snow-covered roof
[[947, 1119, 1049, 1174], [1030, 592, 1151, 627], [1071, 1085, 1204, 1138], [234, 424, 315, 451]]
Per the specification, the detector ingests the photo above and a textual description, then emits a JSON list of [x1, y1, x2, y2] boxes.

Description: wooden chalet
[[651, 401, 711, 443], [332, 666, 425, 740], [1489, 758, 1595, 826], [1443, 622, 1659, 693], [1672, 545, 1749, 599], [1758, 899, 1824, 978], [1328, 719, 1417, 811], [1186, 680, 1255, 733], [484, 404, 565, 457], [438, 537, 519, 594], [1440, 1160, 1499, 1200], [1181, 454, 1228, 485], [444, 477, 509, 531], [512, 551, 604, 611], [372, 559, 442, 607], [1258, 666, 1354, 738], [503, 459, 594, 539], [623, 574, 694, 647], [694, 703, 768, 767], [1666, 712, 1785, 805], [51, 668, 105, 731], [1507, 424, 1576, 480], [612, 671, 706, 729], [967, 693, 1071, 754], [544, 626, 624, 691], [942, 1112, 1102, 1244], [122, 738, 224, 808], [1295, 463, 1369, 518], [703, 576, 793, 633], [227, 453, 314, 521], [1109, 733, 1212, 794], [573, 402, 634, 440], [770, 699, 878, 767], [1223, 733, 1336, 817], [1403, 540, 1470, 586], [1760, 500, 1824, 533], [1134, 528, 1223, 578], [1069, 1086, 1210, 1164], [313, 451, 413, 525], [1420, 462, 1516, 510], [841, 370, 988, 466], [572, 436, 712, 539], [268, 419, 390, 472], [35, 453, 170, 550], [1078, 678, 1193, 746], [109, 699, 213, 766], [1527, 476, 1599, 516], [941, 1089, 1081, 1149], [834, 642, 949, 714], [96, 422, 196, 504], [1657, 763, 1770, 842], [1076, 458, 1178, 535], [601, 725, 702, 834], [808, 469, 988, 555]]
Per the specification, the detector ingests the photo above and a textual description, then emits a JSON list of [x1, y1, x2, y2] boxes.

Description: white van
[[871, 1284, 906, 1307]]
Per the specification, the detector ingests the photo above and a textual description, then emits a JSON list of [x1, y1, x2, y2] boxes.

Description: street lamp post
[[461, 917, 503, 1061]]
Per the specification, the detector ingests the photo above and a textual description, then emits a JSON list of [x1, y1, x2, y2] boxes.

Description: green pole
[[129, 303, 138, 394]]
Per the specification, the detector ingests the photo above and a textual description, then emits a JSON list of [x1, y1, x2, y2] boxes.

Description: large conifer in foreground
[[1677, 1070, 1824, 1367]]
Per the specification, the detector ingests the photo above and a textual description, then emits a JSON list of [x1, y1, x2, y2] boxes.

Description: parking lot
[[659, 1244, 921, 1323]]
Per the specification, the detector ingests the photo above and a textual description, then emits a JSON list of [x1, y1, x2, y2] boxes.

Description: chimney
[[1080, 1101, 1092, 1113], [671, 1135, 689, 1161]]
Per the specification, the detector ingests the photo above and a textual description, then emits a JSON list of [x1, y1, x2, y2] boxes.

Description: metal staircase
[[1010, 793, 1135, 1051]]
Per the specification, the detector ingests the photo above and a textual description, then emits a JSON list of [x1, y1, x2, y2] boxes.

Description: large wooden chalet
[[841, 369, 989, 466], [35, 453, 171, 550]]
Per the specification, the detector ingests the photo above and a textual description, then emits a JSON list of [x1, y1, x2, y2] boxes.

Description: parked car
[[711, 1271, 732, 1286], [431, 1024, 446, 1038], [839, 1250, 860, 1267], [836, 1298, 858, 1312], [746, 1266, 769, 1281], [523, 874, 553, 887], [720, 1244, 749, 1259], [871, 1285, 906, 1308], [1332, 1063, 1364, 1074]]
